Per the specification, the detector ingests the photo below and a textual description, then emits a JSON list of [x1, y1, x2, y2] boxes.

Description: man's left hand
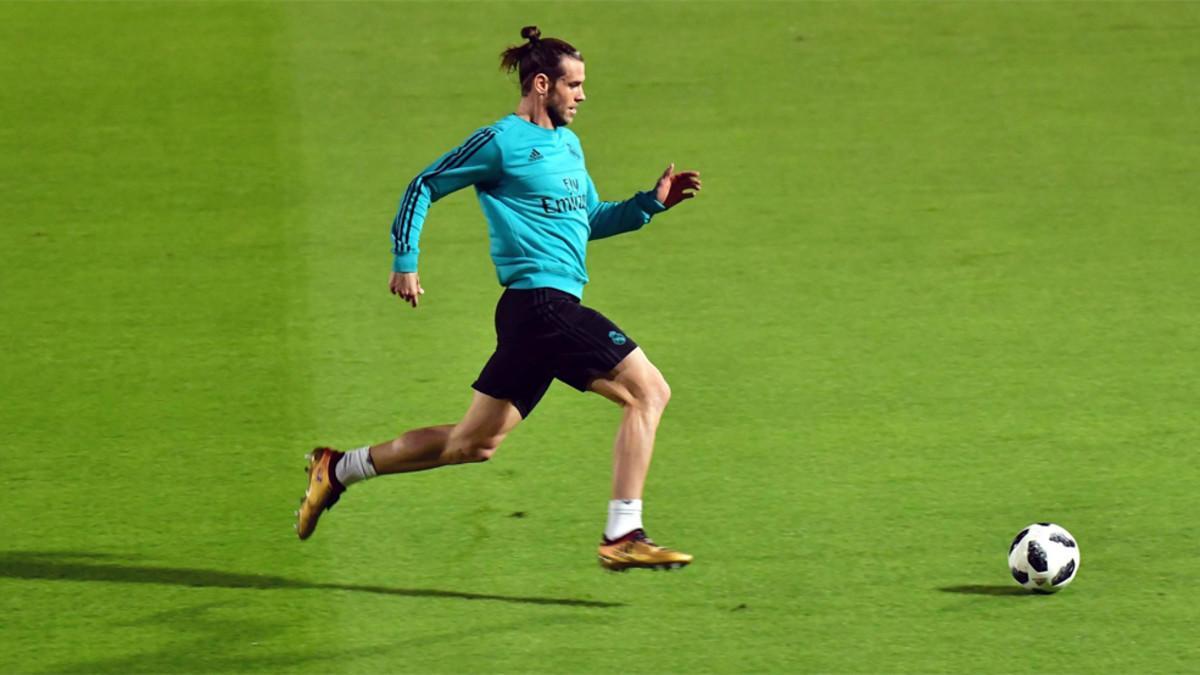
[[654, 163, 702, 209]]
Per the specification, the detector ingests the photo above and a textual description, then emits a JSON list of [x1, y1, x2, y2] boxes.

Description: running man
[[296, 26, 702, 572]]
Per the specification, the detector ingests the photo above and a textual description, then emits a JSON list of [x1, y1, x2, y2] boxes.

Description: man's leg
[[296, 391, 522, 539], [588, 348, 671, 501], [367, 391, 524, 473], [589, 348, 692, 571]]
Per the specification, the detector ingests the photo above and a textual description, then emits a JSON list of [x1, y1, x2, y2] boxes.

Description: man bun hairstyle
[[500, 25, 583, 94]]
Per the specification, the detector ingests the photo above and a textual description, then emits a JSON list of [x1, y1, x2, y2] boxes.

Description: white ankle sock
[[605, 499, 643, 541], [335, 446, 377, 487]]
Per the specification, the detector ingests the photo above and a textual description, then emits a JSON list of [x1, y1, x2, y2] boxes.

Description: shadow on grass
[[939, 584, 1034, 597], [0, 550, 621, 608]]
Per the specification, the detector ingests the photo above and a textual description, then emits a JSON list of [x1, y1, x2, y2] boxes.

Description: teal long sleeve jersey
[[390, 114, 667, 299]]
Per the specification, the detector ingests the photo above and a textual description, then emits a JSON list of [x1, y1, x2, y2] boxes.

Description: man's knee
[[646, 374, 671, 413], [626, 369, 671, 416], [462, 444, 498, 463], [592, 351, 671, 414], [447, 392, 521, 464], [448, 431, 504, 464]]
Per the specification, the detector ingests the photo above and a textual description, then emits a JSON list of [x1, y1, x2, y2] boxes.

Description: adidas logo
[[528, 148, 543, 161]]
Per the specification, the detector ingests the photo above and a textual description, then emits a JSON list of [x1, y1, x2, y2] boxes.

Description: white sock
[[605, 499, 643, 541], [334, 447, 377, 487]]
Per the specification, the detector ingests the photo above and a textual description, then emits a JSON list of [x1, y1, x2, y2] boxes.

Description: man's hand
[[389, 271, 425, 308], [654, 163, 702, 209]]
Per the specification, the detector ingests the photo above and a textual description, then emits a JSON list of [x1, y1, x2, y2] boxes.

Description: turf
[[2, 1, 1198, 672]]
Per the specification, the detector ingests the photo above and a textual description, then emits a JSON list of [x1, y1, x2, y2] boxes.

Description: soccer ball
[[1008, 523, 1079, 593]]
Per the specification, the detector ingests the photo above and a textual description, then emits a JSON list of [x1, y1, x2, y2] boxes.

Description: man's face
[[546, 57, 585, 127]]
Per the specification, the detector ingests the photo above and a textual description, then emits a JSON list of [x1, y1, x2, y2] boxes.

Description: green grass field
[[3, 1, 1198, 672]]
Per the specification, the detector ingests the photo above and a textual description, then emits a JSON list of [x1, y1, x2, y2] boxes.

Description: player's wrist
[[635, 190, 667, 214]]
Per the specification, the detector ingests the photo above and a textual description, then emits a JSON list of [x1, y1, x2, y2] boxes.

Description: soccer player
[[296, 26, 702, 572]]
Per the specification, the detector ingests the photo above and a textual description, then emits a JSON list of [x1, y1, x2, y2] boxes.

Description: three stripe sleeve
[[391, 128, 501, 273]]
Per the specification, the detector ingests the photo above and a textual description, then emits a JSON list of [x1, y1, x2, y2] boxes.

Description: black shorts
[[472, 288, 639, 418]]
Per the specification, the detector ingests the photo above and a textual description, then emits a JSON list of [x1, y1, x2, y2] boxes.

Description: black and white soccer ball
[[1008, 523, 1079, 593]]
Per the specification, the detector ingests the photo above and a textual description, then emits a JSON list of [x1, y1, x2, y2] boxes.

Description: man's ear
[[532, 73, 550, 95]]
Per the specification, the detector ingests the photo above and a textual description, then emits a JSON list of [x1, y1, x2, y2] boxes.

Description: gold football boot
[[295, 447, 344, 540], [598, 529, 693, 572]]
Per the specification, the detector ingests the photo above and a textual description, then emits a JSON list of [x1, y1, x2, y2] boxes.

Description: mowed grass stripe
[[0, 2, 331, 672]]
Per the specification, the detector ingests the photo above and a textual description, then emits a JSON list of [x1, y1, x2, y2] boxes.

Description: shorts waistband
[[502, 286, 581, 304]]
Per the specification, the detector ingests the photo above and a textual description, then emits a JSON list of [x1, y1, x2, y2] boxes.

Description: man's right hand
[[390, 271, 424, 308]]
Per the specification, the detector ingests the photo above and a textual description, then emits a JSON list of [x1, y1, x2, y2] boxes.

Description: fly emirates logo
[[539, 194, 588, 215], [539, 177, 586, 215]]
